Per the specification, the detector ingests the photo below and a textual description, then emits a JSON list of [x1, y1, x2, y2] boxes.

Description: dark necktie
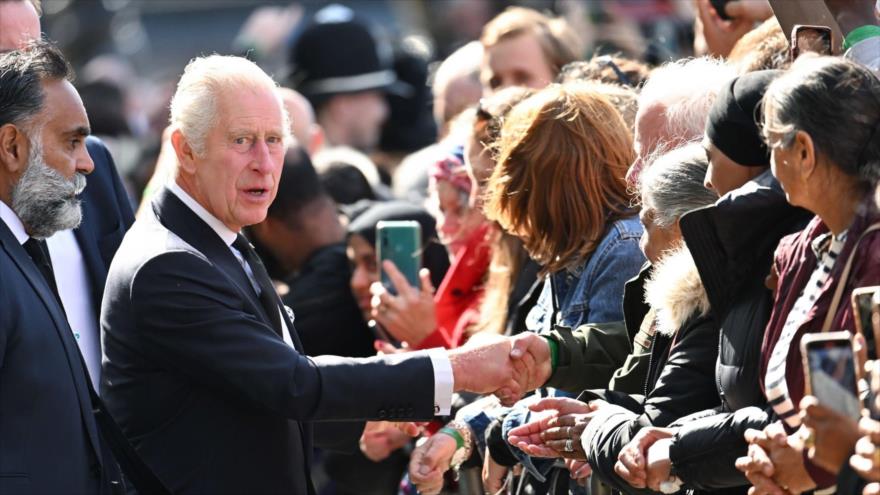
[[23, 237, 66, 312], [233, 234, 283, 336]]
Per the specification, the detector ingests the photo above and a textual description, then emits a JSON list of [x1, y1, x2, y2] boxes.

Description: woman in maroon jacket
[[737, 56, 880, 494]]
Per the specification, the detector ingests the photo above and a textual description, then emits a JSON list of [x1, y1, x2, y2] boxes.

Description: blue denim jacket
[[526, 215, 645, 332], [465, 216, 645, 482]]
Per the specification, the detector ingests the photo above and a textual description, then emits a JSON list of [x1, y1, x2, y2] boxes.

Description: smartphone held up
[[801, 331, 861, 421], [376, 220, 422, 295]]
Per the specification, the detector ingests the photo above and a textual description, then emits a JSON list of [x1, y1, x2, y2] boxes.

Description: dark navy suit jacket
[[0, 214, 123, 494], [101, 189, 437, 494], [0, 137, 132, 493], [77, 136, 136, 314]]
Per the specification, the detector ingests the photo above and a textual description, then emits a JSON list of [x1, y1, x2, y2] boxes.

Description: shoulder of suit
[[114, 214, 212, 274]]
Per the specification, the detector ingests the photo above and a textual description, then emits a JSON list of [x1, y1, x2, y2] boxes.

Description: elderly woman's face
[[638, 208, 682, 265], [347, 234, 379, 322]]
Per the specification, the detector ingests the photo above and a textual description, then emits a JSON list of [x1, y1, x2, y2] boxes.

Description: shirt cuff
[[426, 347, 453, 416]]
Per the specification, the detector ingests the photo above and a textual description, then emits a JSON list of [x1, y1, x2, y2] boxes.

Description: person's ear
[[170, 129, 198, 175], [0, 124, 30, 174], [794, 130, 817, 181]]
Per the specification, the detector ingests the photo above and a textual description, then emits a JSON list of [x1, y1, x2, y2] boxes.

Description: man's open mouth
[[244, 188, 269, 198]]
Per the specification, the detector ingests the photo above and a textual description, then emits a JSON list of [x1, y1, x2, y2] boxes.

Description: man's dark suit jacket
[[0, 136, 132, 494], [78, 136, 135, 314], [101, 188, 437, 494], [0, 221, 122, 494]]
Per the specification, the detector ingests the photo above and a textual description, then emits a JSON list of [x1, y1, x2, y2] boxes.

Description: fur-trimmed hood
[[644, 245, 710, 337]]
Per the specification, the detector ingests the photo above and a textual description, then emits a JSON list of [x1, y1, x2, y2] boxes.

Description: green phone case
[[376, 221, 422, 295]]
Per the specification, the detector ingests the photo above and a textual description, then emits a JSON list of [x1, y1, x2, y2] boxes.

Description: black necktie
[[233, 234, 283, 336], [23, 238, 66, 312]]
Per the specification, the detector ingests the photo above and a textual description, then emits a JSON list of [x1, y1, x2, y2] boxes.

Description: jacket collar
[[168, 182, 237, 247], [680, 170, 812, 318]]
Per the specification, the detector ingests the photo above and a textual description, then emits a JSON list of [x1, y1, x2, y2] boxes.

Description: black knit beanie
[[705, 70, 781, 167]]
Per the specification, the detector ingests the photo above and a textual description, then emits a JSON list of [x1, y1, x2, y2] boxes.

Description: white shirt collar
[[168, 182, 238, 247], [0, 200, 29, 245]]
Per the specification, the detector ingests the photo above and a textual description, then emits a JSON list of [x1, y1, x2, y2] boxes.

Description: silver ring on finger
[[565, 439, 574, 452]]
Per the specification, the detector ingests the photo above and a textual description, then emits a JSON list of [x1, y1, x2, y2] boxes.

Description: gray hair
[[169, 55, 291, 157], [638, 57, 736, 141], [762, 55, 880, 185], [639, 143, 718, 228]]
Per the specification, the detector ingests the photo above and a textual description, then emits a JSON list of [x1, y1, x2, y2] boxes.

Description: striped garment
[[764, 231, 848, 428]]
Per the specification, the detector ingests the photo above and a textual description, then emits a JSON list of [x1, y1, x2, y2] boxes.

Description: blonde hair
[[485, 83, 634, 274], [169, 55, 290, 156], [480, 7, 582, 76]]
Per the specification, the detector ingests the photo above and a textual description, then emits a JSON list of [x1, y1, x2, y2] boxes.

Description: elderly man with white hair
[[100, 54, 550, 494], [627, 57, 736, 186]]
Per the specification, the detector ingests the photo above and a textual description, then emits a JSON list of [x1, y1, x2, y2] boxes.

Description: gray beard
[[10, 138, 88, 240]]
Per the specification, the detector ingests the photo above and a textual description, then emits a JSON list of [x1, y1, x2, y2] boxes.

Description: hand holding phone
[[801, 331, 861, 420]]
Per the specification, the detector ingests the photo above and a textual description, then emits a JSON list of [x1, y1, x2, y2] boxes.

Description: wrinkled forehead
[[214, 85, 287, 132]]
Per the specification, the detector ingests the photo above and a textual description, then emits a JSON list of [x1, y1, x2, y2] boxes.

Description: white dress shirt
[[167, 183, 454, 415], [0, 201, 102, 391], [46, 229, 101, 391]]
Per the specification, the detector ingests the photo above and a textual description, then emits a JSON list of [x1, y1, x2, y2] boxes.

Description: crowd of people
[[2, 0, 880, 494]]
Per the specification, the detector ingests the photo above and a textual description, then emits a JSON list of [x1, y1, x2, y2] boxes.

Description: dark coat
[[0, 136, 132, 494], [101, 189, 437, 494], [580, 248, 721, 495], [0, 220, 122, 494], [666, 172, 811, 492], [282, 242, 375, 358]]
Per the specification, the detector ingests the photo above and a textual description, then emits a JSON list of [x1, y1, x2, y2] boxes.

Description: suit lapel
[[0, 220, 103, 465], [152, 189, 278, 332]]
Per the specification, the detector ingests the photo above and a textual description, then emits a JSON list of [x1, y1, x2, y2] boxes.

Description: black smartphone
[[376, 220, 422, 295], [853, 286, 880, 361], [710, 0, 733, 20], [801, 331, 861, 420], [791, 24, 833, 60]]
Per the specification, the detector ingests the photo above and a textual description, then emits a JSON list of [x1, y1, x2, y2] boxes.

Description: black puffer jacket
[[580, 247, 721, 494], [665, 171, 812, 491]]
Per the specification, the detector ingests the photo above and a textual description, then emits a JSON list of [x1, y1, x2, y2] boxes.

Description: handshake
[[447, 332, 553, 405]]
